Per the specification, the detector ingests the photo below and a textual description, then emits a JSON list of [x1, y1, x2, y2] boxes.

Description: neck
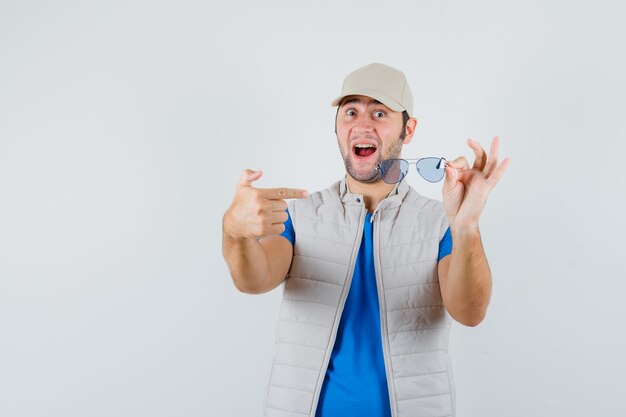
[[346, 175, 395, 213]]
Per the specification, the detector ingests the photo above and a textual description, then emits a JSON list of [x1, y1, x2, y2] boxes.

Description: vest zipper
[[309, 205, 367, 416], [373, 211, 398, 417]]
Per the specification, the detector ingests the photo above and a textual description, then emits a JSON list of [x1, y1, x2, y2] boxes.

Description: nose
[[353, 115, 374, 133]]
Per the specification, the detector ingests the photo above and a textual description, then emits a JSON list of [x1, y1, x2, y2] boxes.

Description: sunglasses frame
[[376, 157, 448, 184]]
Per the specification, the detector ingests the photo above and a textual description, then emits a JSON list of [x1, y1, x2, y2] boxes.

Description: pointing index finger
[[260, 187, 309, 200]]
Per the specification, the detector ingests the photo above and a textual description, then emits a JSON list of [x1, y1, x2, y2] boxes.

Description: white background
[[1, 1, 625, 416]]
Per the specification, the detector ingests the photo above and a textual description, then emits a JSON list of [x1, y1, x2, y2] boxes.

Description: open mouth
[[353, 143, 378, 159]]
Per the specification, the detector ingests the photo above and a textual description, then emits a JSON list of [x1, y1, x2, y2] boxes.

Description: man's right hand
[[223, 169, 309, 241]]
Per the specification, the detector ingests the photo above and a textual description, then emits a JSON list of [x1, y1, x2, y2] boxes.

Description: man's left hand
[[442, 136, 511, 230]]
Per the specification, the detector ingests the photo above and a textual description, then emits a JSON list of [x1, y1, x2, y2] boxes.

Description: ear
[[403, 117, 418, 145]]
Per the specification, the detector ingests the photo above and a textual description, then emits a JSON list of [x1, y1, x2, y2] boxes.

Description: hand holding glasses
[[376, 157, 447, 184]]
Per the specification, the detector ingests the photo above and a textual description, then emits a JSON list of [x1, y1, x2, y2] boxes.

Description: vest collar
[[338, 175, 409, 209]]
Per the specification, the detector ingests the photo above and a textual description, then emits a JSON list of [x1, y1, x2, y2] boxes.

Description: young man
[[222, 63, 510, 417]]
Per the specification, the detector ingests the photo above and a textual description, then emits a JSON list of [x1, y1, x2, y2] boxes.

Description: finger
[[442, 165, 457, 192], [486, 157, 511, 189], [267, 223, 286, 236], [267, 199, 289, 212], [468, 138, 487, 171], [239, 169, 263, 187], [484, 136, 500, 177], [446, 156, 470, 171], [255, 223, 286, 240], [260, 187, 309, 200], [268, 210, 289, 224]]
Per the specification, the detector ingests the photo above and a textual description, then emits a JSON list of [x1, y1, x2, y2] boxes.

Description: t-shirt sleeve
[[280, 209, 295, 246], [437, 226, 453, 261]]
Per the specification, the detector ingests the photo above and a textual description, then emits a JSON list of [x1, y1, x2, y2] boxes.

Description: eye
[[345, 109, 357, 117], [373, 110, 386, 118]]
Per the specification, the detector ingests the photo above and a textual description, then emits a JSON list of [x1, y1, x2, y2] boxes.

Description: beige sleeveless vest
[[264, 177, 454, 417]]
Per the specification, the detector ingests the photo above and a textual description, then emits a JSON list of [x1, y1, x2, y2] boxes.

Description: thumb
[[443, 165, 457, 192], [239, 169, 263, 187]]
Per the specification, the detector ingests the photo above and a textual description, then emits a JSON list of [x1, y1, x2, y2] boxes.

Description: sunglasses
[[376, 157, 448, 184]]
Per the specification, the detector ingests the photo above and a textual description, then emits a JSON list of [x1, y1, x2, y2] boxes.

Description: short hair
[[335, 108, 411, 140]]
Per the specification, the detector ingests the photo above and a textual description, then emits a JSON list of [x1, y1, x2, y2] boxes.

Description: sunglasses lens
[[416, 158, 446, 182], [379, 159, 409, 184]]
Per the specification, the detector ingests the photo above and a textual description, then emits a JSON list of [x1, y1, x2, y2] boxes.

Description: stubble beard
[[340, 137, 404, 184]]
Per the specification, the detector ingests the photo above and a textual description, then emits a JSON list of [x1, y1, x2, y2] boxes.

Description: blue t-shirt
[[280, 211, 452, 417]]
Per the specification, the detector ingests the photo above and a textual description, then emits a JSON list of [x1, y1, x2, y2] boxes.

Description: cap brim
[[330, 88, 406, 113]]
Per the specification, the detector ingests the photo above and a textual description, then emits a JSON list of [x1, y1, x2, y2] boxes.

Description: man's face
[[336, 95, 407, 184]]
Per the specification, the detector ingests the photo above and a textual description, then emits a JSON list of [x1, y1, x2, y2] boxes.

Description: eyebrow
[[340, 97, 383, 107]]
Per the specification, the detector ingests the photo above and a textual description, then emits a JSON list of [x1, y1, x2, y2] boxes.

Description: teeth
[[355, 144, 376, 148]]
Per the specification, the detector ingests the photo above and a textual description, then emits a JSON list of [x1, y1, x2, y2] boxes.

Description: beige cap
[[331, 63, 414, 116]]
